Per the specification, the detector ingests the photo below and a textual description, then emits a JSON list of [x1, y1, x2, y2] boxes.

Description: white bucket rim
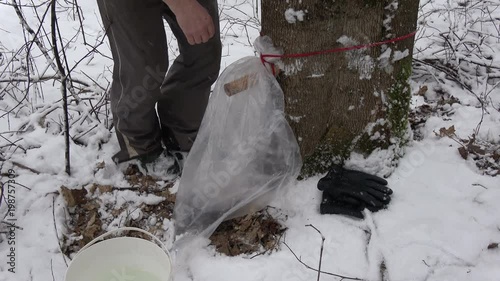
[[65, 227, 172, 281]]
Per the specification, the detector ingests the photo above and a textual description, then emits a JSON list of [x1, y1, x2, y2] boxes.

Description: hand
[[165, 0, 215, 45], [318, 165, 393, 209]]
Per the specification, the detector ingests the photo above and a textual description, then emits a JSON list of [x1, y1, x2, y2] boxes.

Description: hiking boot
[[112, 146, 163, 165], [137, 148, 164, 165], [166, 150, 188, 176], [139, 150, 179, 180]]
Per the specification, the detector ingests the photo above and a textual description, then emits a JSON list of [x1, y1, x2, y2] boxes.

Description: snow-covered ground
[[1, 1, 499, 281]]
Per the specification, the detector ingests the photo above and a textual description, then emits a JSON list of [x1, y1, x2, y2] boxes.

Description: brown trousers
[[96, 0, 221, 163]]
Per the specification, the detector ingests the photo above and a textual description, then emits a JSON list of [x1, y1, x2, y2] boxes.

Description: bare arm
[[163, 0, 215, 45]]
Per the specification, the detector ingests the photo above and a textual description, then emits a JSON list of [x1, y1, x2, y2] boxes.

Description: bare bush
[[412, 0, 500, 176], [0, 0, 111, 174], [414, 0, 500, 114]]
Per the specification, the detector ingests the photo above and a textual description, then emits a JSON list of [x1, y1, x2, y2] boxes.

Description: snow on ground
[[0, 1, 499, 281]]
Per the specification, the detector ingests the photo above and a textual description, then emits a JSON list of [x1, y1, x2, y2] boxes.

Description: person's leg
[[96, 0, 168, 163], [158, 0, 222, 151]]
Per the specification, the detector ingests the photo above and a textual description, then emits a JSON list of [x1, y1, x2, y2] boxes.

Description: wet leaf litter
[[60, 164, 286, 257]]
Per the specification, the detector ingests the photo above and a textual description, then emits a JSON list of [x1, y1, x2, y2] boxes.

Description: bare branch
[[50, 0, 71, 175]]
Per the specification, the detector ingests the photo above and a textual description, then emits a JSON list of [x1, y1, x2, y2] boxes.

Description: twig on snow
[[0, 155, 40, 175], [283, 225, 363, 281], [306, 224, 326, 281], [53, 195, 69, 267], [50, 259, 56, 281]]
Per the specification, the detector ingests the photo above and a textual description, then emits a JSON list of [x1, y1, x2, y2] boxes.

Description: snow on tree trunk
[[261, 0, 420, 176]]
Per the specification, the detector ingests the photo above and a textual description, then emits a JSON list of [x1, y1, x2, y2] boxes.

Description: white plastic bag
[[173, 55, 302, 239]]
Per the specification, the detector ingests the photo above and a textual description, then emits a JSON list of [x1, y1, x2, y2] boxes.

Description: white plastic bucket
[[65, 227, 172, 281]]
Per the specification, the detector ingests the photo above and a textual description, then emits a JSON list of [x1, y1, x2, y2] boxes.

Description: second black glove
[[318, 165, 393, 209]]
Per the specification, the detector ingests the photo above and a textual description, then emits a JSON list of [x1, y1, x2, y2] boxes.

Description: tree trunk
[[261, 0, 419, 176]]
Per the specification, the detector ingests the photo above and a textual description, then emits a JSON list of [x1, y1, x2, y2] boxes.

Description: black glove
[[320, 192, 365, 219], [320, 191, 388, 219], [318, 165, 393, 218]]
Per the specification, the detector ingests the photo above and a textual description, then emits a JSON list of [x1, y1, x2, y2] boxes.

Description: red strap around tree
[[260, 31, 417, 75]]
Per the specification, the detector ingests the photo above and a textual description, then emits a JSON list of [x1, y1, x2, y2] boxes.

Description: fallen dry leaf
[[97, 184, 113, 194], [417, 85, 428, 96], [435, 125, 456, 138], [60, 186, 88, 208], [61, 164, 177, 258], [468, 144, 486, 155], [458, 146, 468, 160], [493, 151, 500, 162], [487, 243, 498, 250], [96, 161, 105, 169], [82, 201, 99, 211], [209, 209, 286, 257]]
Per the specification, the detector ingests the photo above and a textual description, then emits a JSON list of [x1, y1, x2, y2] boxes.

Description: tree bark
[[262, 0, 419, 176]]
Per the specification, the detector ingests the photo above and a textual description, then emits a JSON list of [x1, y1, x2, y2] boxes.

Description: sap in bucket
[[65, 227, 172, 281]]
